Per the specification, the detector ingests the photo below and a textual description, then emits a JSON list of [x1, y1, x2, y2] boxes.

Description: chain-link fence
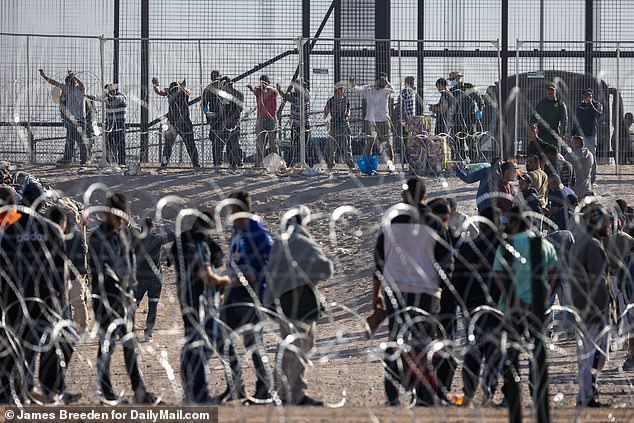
[[1, 34, 633, 171]]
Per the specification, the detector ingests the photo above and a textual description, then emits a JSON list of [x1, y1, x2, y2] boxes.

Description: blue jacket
[[226, 217, 273, 302], [457, 164, 501, 212]]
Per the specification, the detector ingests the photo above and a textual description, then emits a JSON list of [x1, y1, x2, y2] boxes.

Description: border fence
[[1, 33, 633, 171]]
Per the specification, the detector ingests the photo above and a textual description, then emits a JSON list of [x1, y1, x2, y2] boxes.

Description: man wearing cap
[[324, 84, 355, 170], [518, 173, 542, 214], [530, 83, 568, 152], [349, 73, 396, 170], [568, 204, 611, 407], [202, 70, 227, 167], [39, 69, 88, 165], [574, 88, 602, 182], [88, 193, 157, 404], [448, 71, 484, 140], [247, 75, 279, 167]]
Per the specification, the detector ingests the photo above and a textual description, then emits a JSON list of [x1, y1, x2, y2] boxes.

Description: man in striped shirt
[[278, 80, 311, 167]]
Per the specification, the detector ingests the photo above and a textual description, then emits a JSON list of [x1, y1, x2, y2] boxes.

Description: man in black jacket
[[88, 193, 157, 404], [0, 185, 71, 404], [574, 88, 603, 182], [134, 217, 175, 342], [173, 211, 231, 404]]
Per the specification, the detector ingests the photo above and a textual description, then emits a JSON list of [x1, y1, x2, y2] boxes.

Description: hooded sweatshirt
[[564, 147, 594, 198], [263, 222, 334, 309]]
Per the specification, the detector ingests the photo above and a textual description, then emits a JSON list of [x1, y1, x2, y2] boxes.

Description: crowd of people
[[1, 149, 634, 409], [34, 68, 514, 171], [1, 69, 634, 411], [0, 176, 334, 406]]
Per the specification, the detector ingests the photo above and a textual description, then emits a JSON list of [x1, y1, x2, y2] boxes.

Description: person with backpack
[[264, 206, 334, 405], [372, 177, 454, 406], [448, 71, 484, 144], [218, 191, 273, 403], [221, 77, 245, 170], [39, 69, 88, 165], [430, 78, 457, 138]]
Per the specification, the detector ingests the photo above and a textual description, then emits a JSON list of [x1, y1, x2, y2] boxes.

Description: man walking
[[264, 206, 334, 405], [88, 193, 157, 404], [173, 212, 230, 404], [134, 217, 175, 342]]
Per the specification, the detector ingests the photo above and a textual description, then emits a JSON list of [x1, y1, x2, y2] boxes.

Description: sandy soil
[[11, 162, 634, 422]]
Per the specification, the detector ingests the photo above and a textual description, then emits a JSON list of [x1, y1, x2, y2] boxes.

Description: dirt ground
[[12, 162, 634, 422]]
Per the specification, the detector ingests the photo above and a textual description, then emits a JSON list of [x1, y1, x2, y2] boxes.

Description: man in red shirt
[[247, 75, 279, 167], [496, 161, 517, 214]]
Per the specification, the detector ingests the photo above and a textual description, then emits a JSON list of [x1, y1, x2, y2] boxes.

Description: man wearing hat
[[448, 71, 484, 141], [574, 88, 603, 182], [518, 173, 542, 214], [530, 83, 568, 152]]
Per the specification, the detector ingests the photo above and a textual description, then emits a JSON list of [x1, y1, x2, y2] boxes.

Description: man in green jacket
[[530, 83, 568, 151]]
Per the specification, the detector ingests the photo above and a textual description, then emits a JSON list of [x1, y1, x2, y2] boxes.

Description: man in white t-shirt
[[349, 73, 395, 170]]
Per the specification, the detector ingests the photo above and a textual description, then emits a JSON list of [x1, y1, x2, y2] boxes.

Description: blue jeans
[[220, 296, 271, 397], [585, 135, 598, 183]]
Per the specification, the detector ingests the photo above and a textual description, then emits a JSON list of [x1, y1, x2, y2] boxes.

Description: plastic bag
[[357, 155, 378, 175], [263, 153, 287, 174]]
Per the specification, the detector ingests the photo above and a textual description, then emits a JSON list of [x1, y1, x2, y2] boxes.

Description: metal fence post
[[297, 37, 307, 168], [99, 35, 107, 165], [515, 39, 521, 158], [398, 40, 404, 171], [495, 39, 504, 159], [614, 42, 616, 175], [198, 39, 205, 167], [26, 35, 34, 163], [531, 235, 550, 423]]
